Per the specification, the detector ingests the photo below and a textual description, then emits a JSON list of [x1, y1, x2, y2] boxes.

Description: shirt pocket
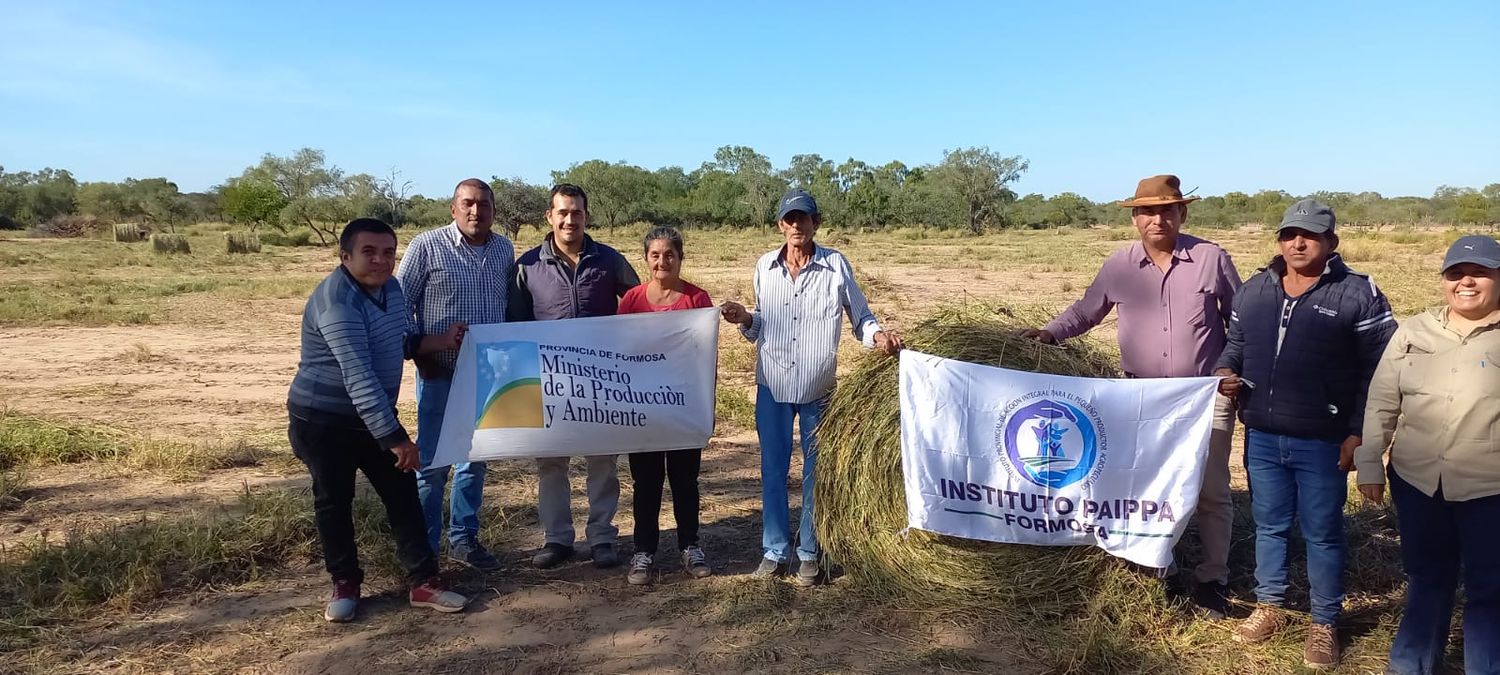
[[1186, 285, 1216, 328], [1480, 351, 1500, 398], [1396, 348, 1435, 397]]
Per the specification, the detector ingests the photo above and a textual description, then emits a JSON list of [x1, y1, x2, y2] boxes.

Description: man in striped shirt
[[721, 189, 902, 586], [395, 179, 516, 572], [288, 218, 468, 622]]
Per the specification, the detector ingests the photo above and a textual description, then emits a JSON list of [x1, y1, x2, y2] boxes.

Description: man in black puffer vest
[[1213, 199, 1396, 670]]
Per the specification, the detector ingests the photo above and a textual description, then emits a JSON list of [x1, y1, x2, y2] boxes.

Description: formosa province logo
[[997, 392, 1107, 489]]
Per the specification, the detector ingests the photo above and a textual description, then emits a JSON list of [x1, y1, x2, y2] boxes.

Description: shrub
[[226, 232, 261, 254], [259, 229, 314, 247], [149, 233, 191, 254]]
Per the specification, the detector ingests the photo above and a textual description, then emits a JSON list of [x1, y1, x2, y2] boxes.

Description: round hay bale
[[150, 233, 191, 254], [815, 304, 1165, 621], [113, 223, 146, 243], [226, 232, 262, 254]]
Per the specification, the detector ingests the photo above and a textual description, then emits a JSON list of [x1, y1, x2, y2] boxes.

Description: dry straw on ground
[[149, 233, 190, 254]]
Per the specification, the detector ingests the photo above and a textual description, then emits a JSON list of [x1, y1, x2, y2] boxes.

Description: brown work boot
[[1232, 606, 1287, 644], [1302, 623, 1340, 670]]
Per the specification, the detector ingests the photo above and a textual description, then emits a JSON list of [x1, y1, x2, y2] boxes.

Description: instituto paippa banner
[[429, 308, 719, 467], [899, 350, 1219, 567]]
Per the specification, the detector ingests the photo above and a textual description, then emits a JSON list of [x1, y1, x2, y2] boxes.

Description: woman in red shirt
[[618, 227, 714, 585]]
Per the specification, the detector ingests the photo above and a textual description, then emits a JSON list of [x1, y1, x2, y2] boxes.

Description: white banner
[[899, 350, 1218, 568], [430, 308, 720, 466]]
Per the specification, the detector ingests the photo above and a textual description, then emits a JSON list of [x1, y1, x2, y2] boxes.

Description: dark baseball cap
[[1278, 199, 1336, 235], [776, 189, 819, 221], [1442, 235, 1500, 272]]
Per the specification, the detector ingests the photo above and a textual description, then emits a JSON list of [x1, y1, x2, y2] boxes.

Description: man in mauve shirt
[[1021, 174, 1242, 618]]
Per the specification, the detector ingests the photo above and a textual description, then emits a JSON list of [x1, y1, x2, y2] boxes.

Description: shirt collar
[[540, 232, 597, 261], [443, 222, 499, 249], [1267, 252, 1346, 278], [337, 265, 388, 310], [768, 243, 831, 270], [1433, 304, 1500, 334], [1133, 236, 1195, 267]]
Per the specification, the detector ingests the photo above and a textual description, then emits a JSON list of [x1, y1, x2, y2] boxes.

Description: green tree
[[0, 167, 78, 227], [709, 145, 785, 230], [681, 167, 745, 228], [781, 154, 843, 223], [1456, 192, 1492, 226], [76, 182, 130, 222], [928, 147, 1028, 233], [231, 148, 346, 244], [553, 160, 656, 229], [489, 177, 549, 237], [220, 179, 288, 230], [125, 178, 192, 231], [1043, 192, 1095, 228]]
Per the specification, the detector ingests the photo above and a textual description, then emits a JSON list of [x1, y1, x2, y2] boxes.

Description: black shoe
[[449, 542, 502, 572], [532, 543, 575, 569], [1162, 573, 1188, 601], [591, 543, 620, 569], [1192, 581, 1230, 620]]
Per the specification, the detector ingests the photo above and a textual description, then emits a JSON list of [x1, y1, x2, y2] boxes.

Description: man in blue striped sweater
[[288, 218, 469, 623]]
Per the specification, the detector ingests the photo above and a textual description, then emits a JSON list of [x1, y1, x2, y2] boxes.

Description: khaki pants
[[536, 455, 620, 548], [1191, 394, 1236, 584]]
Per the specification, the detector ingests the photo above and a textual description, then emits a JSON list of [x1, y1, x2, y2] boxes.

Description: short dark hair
[[339, 218, 397, 253], [642, 226, 685, 257], [452, 178, 494, 204], [549, 183, 589, 212]]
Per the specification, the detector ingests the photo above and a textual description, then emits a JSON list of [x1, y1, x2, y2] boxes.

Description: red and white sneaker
[[409, 577, 468, 613]]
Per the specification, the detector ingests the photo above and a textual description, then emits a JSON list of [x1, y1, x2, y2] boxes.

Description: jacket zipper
[[1267, 273, 1329, 419]]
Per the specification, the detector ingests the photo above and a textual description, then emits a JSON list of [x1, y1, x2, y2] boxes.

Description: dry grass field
[[0, 222, 1470, 674]]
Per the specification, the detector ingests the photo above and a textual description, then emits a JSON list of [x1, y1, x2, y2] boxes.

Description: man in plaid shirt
[[395, 178, 516, 571]]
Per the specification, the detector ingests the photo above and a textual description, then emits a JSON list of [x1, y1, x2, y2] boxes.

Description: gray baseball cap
[[1278, 198, 1336, 235], [1442, 235, 1500, 272], [776, 189, 819, 221]]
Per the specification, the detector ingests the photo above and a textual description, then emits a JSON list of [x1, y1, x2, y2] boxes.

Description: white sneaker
[[627, 552, 654, 585]]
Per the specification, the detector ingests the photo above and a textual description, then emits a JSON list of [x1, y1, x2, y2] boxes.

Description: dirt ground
[[2, 224, 1441, 674], [0, 229, 1077, 674]]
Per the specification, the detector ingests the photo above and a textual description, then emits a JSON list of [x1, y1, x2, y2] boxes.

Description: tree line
[[2, 147, 1497, 242]]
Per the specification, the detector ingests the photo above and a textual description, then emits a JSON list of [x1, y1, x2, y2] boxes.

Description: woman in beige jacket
[[1356, 234, 1500, 675]]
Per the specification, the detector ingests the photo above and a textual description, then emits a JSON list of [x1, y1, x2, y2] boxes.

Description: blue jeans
[[755, 385, 826, 563], [1244, 429, 1347, 625], [1387, 469, 1500, 675], [414, 376, 486, 553]]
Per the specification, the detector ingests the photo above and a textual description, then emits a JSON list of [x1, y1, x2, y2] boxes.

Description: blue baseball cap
[[1278, 199, 1336, 235], [1442, 235, 1500, 272], [776, 189, 819, 221]]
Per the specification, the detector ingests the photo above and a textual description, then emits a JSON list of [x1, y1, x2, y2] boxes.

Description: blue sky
[[2, 1, 1496, 201]]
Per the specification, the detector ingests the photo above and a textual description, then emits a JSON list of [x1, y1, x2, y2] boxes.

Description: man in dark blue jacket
[[1214, 199, 1396, 670], [508, 183, 641, 570]]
